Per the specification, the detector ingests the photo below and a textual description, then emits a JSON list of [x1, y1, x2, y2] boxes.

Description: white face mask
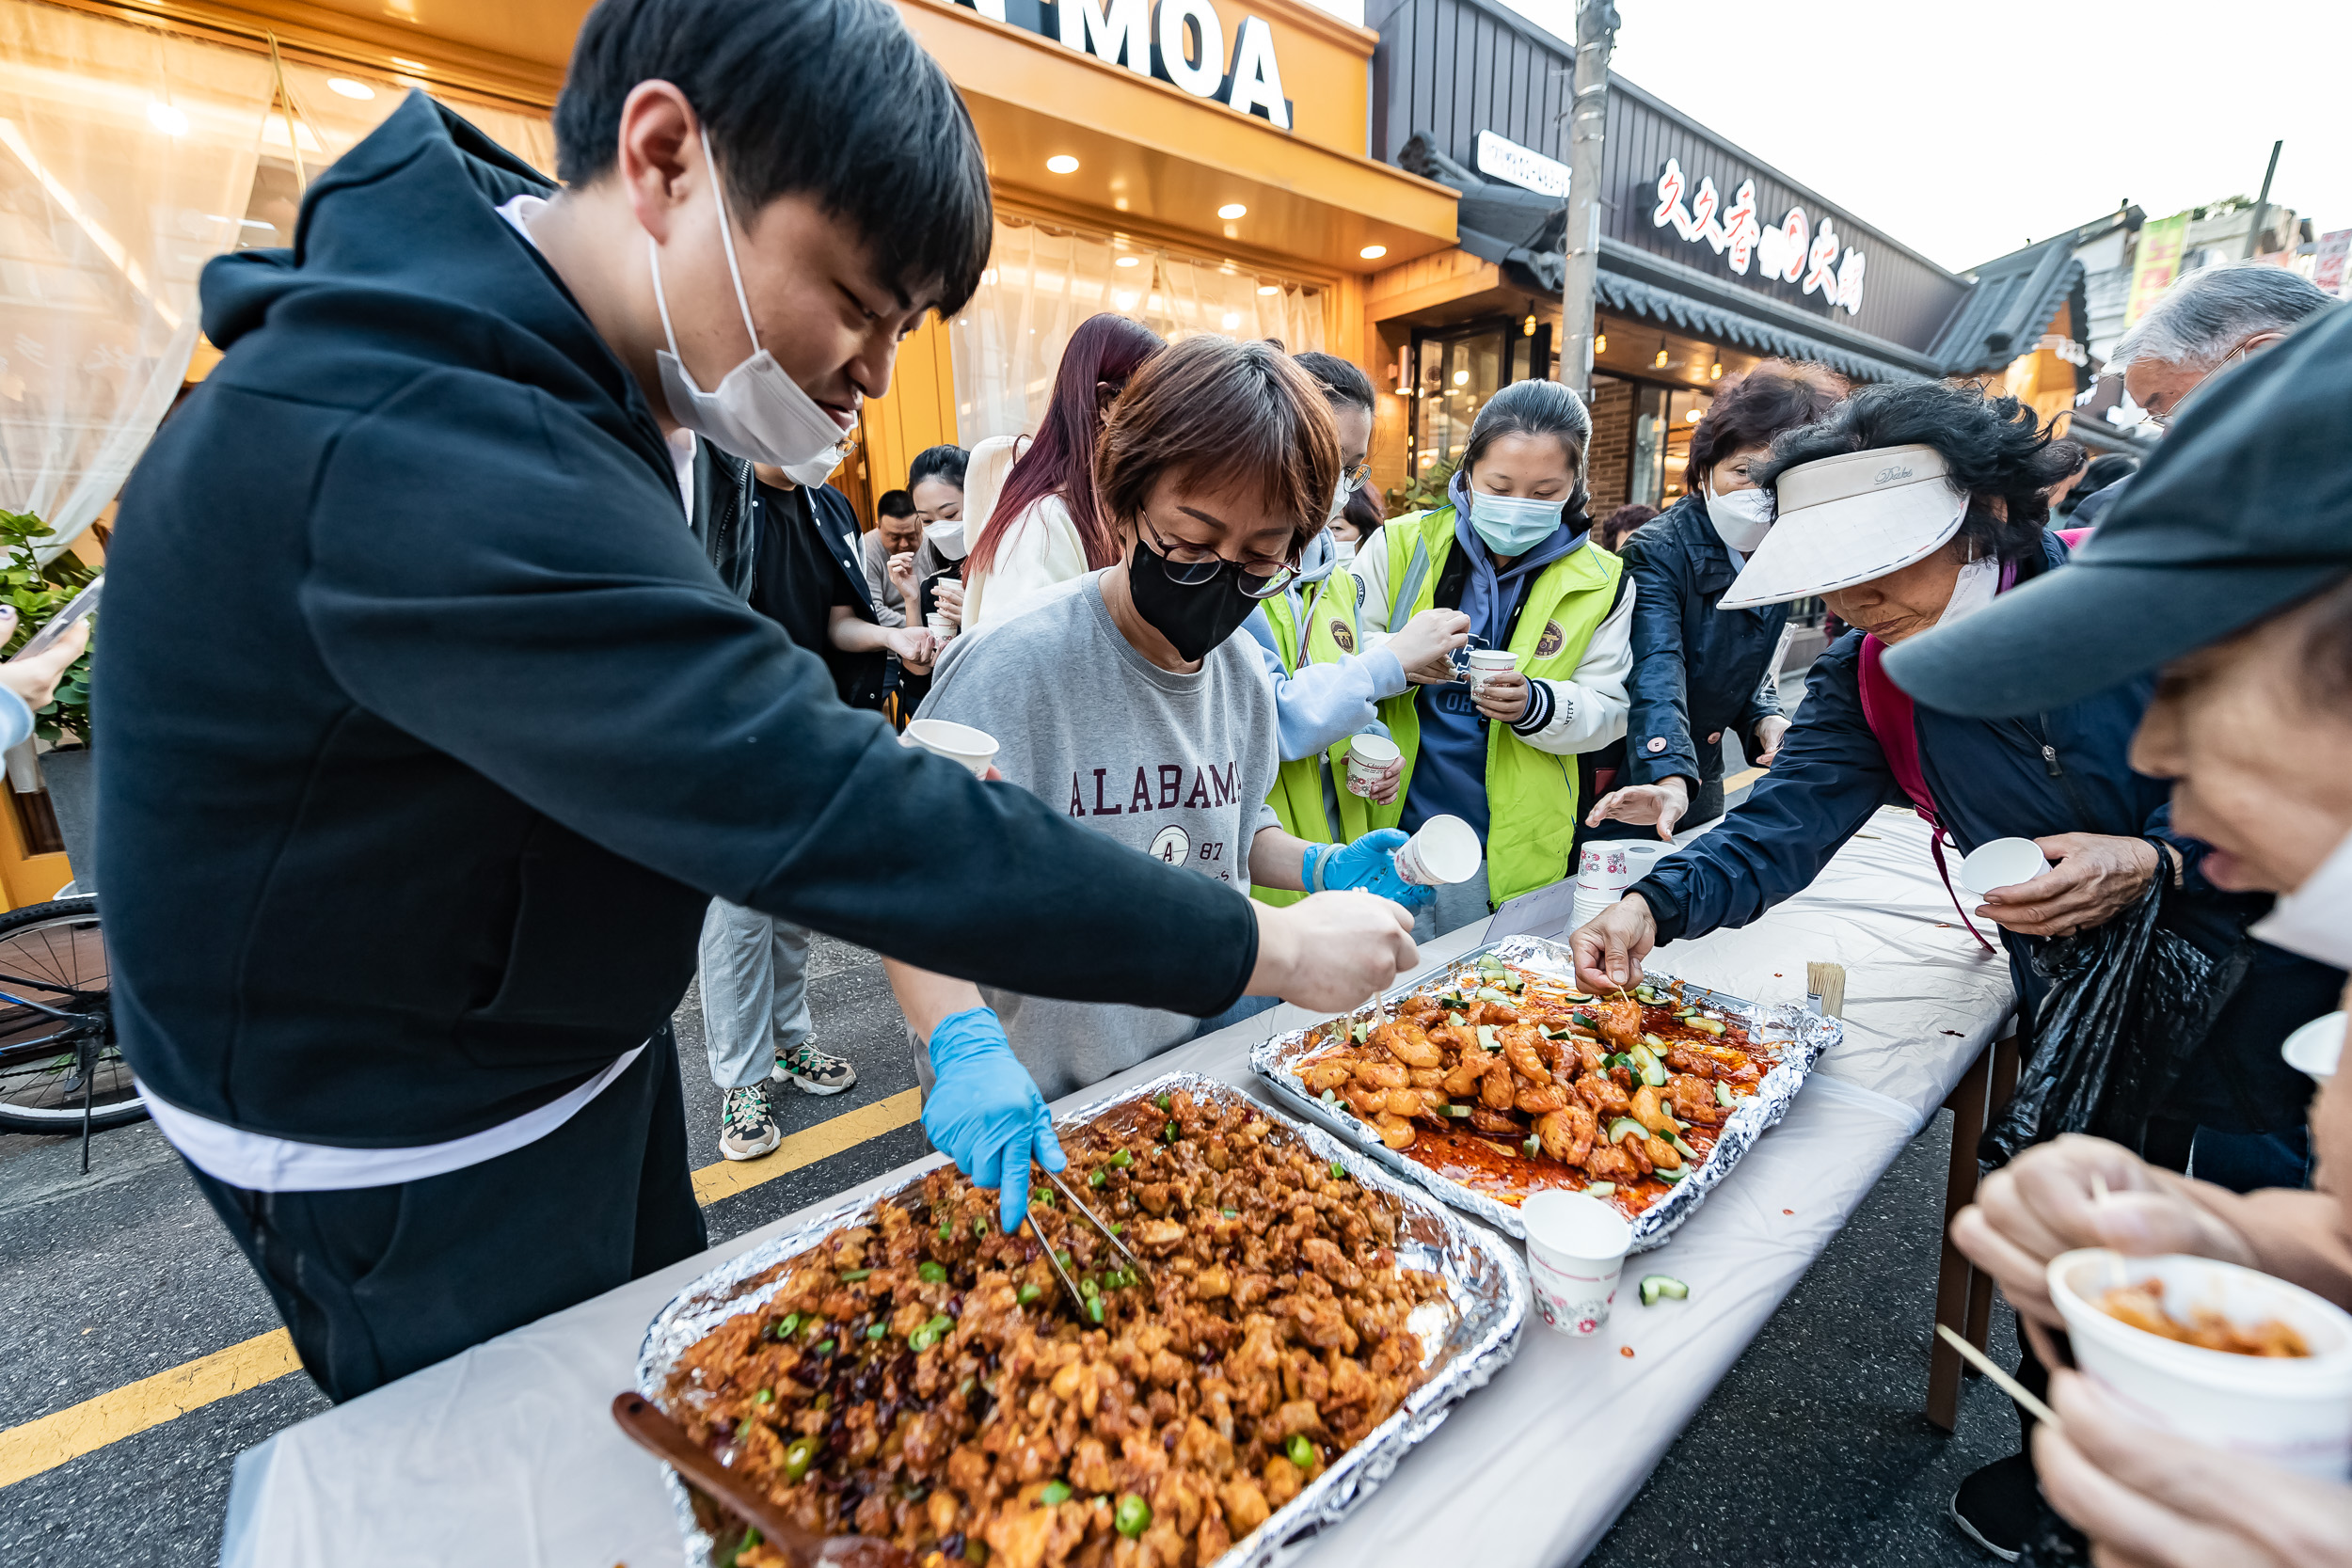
[[1326, 478, 1353, 527], [2249, 828, 2352, 971], [1703, 483, 1774, 553], [782, 446, 847, 488], [650, 129, 852, 470]]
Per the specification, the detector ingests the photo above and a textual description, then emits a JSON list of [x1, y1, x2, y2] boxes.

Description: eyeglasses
[[1339, 460, 1373, 495], [2142, 341, 2250, 430], [1137, 511, 1295, 599]]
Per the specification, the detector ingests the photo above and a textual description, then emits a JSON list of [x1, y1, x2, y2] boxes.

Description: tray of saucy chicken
[[638, 1070, 1525, 1568], [1250, 934, 1840, 1250]]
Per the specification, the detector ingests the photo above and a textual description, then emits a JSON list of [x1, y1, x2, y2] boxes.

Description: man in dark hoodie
[[99, 0, 1414, 1402]]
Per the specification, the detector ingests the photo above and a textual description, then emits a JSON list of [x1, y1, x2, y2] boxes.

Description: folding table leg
[[1961, 1033, 2025, 1360], [1928, 1040, 1994, 1433]]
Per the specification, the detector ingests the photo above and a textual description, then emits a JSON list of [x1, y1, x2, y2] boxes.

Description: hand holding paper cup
[[1391, 814, 1481, 887], [900, 718, 998, 778], [1958, 836, 2052, 896], [1465, 648, 1517, 696], [1344, 733, 1402, 799]]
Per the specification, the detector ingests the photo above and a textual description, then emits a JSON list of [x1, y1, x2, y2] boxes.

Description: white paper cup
[[899, 718, 996, 777], [1392, 814, 1482, 886], [1466, 648, 1517, 696], [925, 520, 968, 561], [926, 611, 958, 642], [1521, 1190, 1633, 1337], [1958, 836, 2051, 896], [2048, 1248, 2352, 1478], [1344, 734, 1402, 799], [1575, 839, 1669, 901], [2283, 1011, 2345, 1085]]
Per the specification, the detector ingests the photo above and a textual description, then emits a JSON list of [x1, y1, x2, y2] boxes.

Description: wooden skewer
[[1806, 960, 1847, 1020], [1936, 1324, 2061, 1429]]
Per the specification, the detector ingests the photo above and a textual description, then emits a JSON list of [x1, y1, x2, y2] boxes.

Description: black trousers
[[185, 1025, 707, 1403]]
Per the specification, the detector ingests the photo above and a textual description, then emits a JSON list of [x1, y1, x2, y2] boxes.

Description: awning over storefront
[[1589, 264, 1936, 386]]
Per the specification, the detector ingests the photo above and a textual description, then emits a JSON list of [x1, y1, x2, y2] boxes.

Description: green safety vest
[[1251, 571, 1364, 908], [1359, 506, 1624, 906]]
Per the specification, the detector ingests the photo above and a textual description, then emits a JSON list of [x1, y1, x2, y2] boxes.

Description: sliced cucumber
[[1351, 1022, 1373, 1044], [1606, 1116, 1647, 1147], [1655, 1164, 1688, 1183], [1641, 1032, 1665, 1049], [1632, 985, 1661, 1005], [1476, 1023, 1502, 1053], [1563, 990, 1596, 1004], [1714, 1083, 1735, 1108], [1522, 1134, 1541, 1157], [1438, 1102, 1472, 1118], [1582, 1181, 1616, 1198], [1476, 986, 1511, 1003], [1628, 1044, 1667, 1087], [1446, 1011, 1468, 1030], [1639, 1274, 1690, 1306], [1687, 1017, 1727, 1037], [1667, 1132, 1699, 1161]]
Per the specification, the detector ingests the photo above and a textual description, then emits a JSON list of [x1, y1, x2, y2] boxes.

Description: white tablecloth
[[219, 808, 2016, 1568]]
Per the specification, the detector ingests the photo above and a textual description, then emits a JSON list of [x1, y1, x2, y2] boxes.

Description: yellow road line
[[1724, 767, 1764, 793], [0, 1087, 926, 1488], [0, 1328, 299, 1488], [691, 1087, 923, 1204]]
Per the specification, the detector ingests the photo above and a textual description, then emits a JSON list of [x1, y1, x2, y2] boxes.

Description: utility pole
[[2242, 139, 2282, 260], [1557, 0, 1618, 395]]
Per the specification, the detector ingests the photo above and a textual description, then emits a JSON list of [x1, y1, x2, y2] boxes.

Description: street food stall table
[[218, 808, 2017, 1568]]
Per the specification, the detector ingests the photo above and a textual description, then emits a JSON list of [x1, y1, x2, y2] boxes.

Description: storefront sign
[[966, 0, 1293, 131], [1475, 129, 1567, 198], [1649, 157, 1866, 316], [2314, 229, 2352, 299], [2122, 212, 2188, 327]]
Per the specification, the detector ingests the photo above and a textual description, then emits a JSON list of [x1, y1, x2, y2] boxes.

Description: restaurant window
[[950, 216, 1324, 447], [1627, 384, 1713, 509], [1406, 318, 1546, 487]]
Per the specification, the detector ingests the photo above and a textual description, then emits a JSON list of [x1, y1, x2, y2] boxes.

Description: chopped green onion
[[938, 1218, 953, 1242], [1018, 1282, 1042, 1306], [1328, 1160, 1349, 1180], [1114, 1495, 1152, 1538], [773, 1313, 802, 1340], [1110, 1149, 1134, 1169], [1221, 1208, 1238, 1218], [1153, 1092, 1171, 1110], [958, 1376, 977, 1397], [1086, 1296, 1105, 1324], [1161, 1120, 1178, 1143], [1107, 1221, 1124, 1235], [784, 1434, 819, 1483], [918, 1261, 948, 1285], [866, 1321, 889, 1340], [753, 1388, 773, 1405], [1056, 1250, 1073, 1270], [908, 1313, 955, 1352], [1286, 1433, 1316, 1468], [814, 1338, 835, 1356], [972, 1217, 988, 1239], [1040, 1481, 1073, 1507], [1089, 1168, 1108, 1188], [839, 1268, 872, 1283], [1034, 1187, 1055, 1207]]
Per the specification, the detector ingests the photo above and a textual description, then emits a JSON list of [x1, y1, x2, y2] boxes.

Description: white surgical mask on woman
[[650, 129, 850, 471], [1703, 483, 1774, 554]]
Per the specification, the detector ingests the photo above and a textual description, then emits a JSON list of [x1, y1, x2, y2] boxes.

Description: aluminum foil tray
[[638, 1069, 1527, 1568], [1250, 934, 1840, 1252]]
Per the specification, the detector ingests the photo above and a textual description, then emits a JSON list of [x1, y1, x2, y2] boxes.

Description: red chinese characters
[[1650, 158, 1866, 316]]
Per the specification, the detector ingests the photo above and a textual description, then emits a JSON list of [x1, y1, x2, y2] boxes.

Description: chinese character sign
[[2315, 230, 2352, 299], [1652, 158, 1866, 316], [2123, 213, 2189, 327]]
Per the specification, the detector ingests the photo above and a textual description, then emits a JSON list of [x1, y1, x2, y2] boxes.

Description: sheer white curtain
[[0, 1, 275, 555], [949, 216, 1326, 445]]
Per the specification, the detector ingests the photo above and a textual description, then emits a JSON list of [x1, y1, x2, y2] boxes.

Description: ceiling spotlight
[[1045, 154, 1080, 174], [1653, 337, 1670, 369], [1217, 202, 1248, 220], [1220, 310, 1242, 329], [326, 77, 377, 100], [1114, 255, 1141, 268], [1685, 407, 1702, 422], [1359, 244, 1388, 260], [1453, 370, 1470, 387], [1522, 314, 1537, 338], [1257, 283, 1280, 296], [1594, 332, 1608, 355], [1709, 353, 1724, 382]]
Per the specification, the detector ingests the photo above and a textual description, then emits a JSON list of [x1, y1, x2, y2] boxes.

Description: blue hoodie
[[1400, 473, 1589, 837], [1241, 530, 1406, 761]]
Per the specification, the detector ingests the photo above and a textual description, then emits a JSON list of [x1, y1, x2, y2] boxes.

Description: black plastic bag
[[1981, 871, 2253, 1165]]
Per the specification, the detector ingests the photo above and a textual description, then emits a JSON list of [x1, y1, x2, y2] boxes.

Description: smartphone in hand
[[8, 575, 103, 663]]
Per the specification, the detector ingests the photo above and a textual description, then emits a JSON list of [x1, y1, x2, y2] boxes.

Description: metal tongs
[[1023, 1161, 1153, 1318]]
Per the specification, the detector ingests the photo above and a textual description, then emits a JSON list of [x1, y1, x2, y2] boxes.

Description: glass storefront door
[[1628, 383, 1714, 509], [1406, 319, 1542, 496]]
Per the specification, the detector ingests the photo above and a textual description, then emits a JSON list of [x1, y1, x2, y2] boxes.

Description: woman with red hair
[[961, 312, 1165, 628]]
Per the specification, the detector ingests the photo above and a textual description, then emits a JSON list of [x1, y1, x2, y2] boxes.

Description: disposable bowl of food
[[2047, 1247, 2352, 1478]]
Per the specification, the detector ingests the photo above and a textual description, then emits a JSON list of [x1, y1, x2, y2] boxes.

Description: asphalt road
[[6, 672, 2029, 1566]]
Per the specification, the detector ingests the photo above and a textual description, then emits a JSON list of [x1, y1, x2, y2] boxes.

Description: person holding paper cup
[[895, 337, 1428, 1196], [1348, 378, 1635, 938], [1238, 351, 1472, 908], [902, 443, 970, 632], [1564, 376, 2342, 1558], [1893, 301, 2352, 1567]]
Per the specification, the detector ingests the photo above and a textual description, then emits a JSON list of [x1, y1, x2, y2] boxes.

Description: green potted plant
[[0, 509, 99, 884]]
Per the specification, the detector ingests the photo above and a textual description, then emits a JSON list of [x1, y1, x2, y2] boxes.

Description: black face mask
[[1126, 536, 1263, 663]]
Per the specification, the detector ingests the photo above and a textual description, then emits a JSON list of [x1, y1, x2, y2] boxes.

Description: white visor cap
[[1718, 443, 1970, 610]]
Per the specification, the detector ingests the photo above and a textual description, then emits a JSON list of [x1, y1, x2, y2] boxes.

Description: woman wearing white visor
[[1567, 381, 2342, 1558]]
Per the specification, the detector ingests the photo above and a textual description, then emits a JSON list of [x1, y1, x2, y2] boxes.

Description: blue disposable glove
[[1303, 829, 1436, 911], [919, 1007, 1065, 1234]]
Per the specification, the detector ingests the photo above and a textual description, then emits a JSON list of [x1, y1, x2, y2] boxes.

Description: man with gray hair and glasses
[[2115, 262, 2336, 431]]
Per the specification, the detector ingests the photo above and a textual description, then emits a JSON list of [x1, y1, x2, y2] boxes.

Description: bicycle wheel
[[0, 895, 142, 1133]]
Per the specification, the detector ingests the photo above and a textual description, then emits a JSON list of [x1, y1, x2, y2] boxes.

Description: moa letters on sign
[[965, 0, 1294, 130], [1650, 156, 1867, 316]]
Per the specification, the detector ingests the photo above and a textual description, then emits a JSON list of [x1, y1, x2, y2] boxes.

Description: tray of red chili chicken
[[1249, 934, 1840, 1249], [636, 1071, 1525, 1568]]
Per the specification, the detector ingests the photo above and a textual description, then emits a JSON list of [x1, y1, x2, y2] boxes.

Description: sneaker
[[1948, 1451, 2037, 1562], [773, 1042, 858, 1097], [718, 1083, 783, 1162]]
